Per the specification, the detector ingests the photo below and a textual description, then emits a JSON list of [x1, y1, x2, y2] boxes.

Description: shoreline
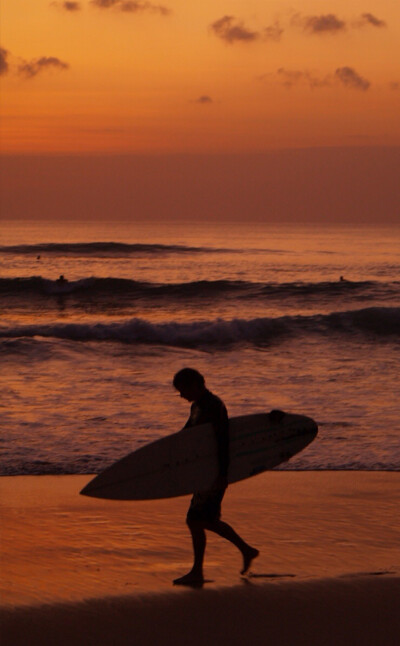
[[2, 472, 399, 644], [1, 472, 399, 608]]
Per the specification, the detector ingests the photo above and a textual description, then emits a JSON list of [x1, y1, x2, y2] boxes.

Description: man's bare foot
[[173, 571, 204, 587], [241, 547, 259, 575]]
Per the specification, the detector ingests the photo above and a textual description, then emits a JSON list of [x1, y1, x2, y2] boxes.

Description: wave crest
[[0, 242, 221, 255], [0, 308, 398, 348], [1, 276, 398, 301]]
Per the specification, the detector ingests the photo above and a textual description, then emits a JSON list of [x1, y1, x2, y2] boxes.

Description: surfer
[[172, 368, 259, 586]]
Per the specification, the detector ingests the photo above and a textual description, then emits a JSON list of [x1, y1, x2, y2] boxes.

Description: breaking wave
[[1, 276, 398, 301], [0, 242, 226, 256], [0, 307, 398, 348]]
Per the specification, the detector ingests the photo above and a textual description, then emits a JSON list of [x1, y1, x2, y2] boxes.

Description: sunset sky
[[1, 0, 400, 153], [1, 1, 399, 222]]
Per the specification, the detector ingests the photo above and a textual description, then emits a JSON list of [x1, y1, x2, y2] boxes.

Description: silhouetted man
[[172, 368, 259, 586]]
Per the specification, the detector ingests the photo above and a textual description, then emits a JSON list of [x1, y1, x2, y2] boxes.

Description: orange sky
[[1, 0, 400, 153]]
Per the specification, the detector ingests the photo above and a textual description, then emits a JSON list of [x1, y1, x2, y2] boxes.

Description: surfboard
[[80, 411, 317, 501]]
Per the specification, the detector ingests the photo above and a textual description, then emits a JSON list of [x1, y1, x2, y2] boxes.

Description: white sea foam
[[0, 307, 398, 348]]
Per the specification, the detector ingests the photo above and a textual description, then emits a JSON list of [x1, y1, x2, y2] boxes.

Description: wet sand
[[1, 472, 399, 644]]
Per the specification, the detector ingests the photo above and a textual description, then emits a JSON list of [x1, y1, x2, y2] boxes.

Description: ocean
[[1, 220, 399, 475]]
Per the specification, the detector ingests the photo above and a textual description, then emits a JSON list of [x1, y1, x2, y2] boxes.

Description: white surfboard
[[80, 411, 317, 501]]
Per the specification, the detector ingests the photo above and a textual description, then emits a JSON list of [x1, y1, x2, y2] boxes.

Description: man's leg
[[173, 519, 206, 585], [189, 519, 206, 576], [204, 520, 259, 574]]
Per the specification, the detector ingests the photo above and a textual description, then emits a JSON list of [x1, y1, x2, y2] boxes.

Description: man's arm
[[183, 403, 196, 429]]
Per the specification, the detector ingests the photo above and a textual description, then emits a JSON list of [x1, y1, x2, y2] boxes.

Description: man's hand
[[211, 474, 228, 490]]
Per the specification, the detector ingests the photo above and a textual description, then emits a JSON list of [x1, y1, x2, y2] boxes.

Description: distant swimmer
[[36, 255, 41, 260], [172, 368, 259, 587], [340, 276, 348, 282], [56, 275, 68, 285]]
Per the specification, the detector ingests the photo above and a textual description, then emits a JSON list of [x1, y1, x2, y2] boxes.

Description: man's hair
[[173, 368, 205, 389]]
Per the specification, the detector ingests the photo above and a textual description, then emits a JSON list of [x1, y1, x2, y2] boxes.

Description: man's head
[[173, 368, 206, 402]]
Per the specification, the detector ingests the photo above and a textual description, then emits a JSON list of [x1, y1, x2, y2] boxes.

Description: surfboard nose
[[80, 481, 99, 498]]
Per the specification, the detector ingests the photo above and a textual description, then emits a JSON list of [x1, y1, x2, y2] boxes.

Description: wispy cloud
[[275, 68, 331, 89], [18, 56, 70, 79], [357, 13, 386, 28], [263, 22, 284, 42], [0, 47, 9, 76], [262, 66, 371, 92], [193, 95, 213, 104], [1, 47, 70, 79], [210, 15, 283, 44], [275, 69, 304, 88], [210, 16, 259, 44], [335, 67, 370, 91], [51, 1, 82, 10], [292, 12, 388, 35], [90, 0, 171, 15], [292, 13, 346, 34]]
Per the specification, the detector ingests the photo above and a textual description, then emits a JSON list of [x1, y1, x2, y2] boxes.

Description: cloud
[[358, 13, 386, 28], [263, 22, 284, 42], [51, 1, 81, 10], [275, 68, 331, 89], [210, 16, 259, 44], [90, 0, 171, 14], [293, 13, 346, 34], [194, 95, 213, 104], [294, 12, 387, 35], [0, 47, 9, 76], [262, 67, 371, 91], [335, 66, 370, 91], [0, 48, 69, 80], [275, 68, 304, 88], [210, 16, 283, 44], [18, 56, 70, 79]]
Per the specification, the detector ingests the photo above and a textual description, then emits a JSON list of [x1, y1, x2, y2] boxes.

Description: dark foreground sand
[[2, 575, 399, 646], [1, 472, 399, 645]]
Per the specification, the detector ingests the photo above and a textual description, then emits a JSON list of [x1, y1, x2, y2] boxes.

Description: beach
[[1, 472, 399, 645], [2, 0, 400, 641]]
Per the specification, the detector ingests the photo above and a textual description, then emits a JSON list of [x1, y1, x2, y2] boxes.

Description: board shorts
[[186, 487, 226, 523]]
